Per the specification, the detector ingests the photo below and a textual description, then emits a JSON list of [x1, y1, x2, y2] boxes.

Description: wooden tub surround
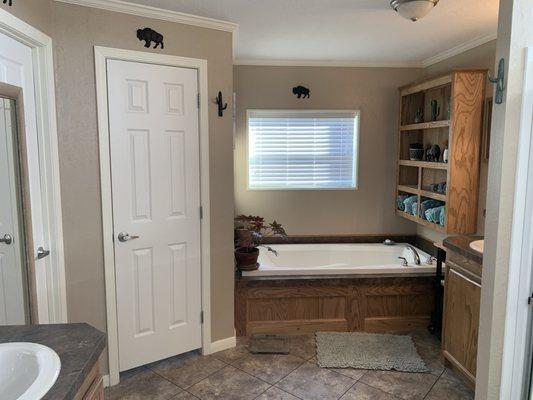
[[235, 276, 434, 336]]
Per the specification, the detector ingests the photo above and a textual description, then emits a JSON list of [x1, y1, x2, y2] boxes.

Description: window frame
[[246, 109, 361, 191]]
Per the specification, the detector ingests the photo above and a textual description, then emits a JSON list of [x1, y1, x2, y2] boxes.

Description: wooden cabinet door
[[443, 267, 481, 378], [83, 376, 104, 400]]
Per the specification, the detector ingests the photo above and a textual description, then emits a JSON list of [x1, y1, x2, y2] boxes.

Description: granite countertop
[[0, 323, 106, 400], [443, 235, 483, 264]]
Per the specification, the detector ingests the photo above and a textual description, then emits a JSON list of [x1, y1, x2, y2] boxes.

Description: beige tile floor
[[105, 331, 474, 400]]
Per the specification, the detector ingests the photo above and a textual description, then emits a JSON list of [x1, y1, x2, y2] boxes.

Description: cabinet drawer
[[447, 250, 482, 278]]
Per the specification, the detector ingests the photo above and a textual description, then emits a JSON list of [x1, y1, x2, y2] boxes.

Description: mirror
[[0, 86, 34, 325]]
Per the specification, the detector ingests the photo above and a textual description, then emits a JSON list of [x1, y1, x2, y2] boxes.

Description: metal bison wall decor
[[292, 86, 310, 99], [137, 27, 164, 49]]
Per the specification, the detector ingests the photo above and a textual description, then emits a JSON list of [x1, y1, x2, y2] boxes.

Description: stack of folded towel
[[426, 181, 447, 194], [397, 195, 418, 216], [425, 205, 446, 226], [420, 199, 443, 218], [412, 201, 418, 217], [397, 194, 410, 211], [397, 195, 446, 226]]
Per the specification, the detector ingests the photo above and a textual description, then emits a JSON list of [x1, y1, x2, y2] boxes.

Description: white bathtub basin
[[469, 239, 484, 254], [243, 243, 435, 277], [0, 342, 61, 400]]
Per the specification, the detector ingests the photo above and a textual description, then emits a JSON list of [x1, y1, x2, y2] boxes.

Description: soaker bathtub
[[241, 243, 435, 277]]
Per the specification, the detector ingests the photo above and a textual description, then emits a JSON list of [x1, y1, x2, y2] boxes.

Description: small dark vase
[[409, 143, 424, 161], [235, 247, 260, 271], [409, 148, 424, 161]]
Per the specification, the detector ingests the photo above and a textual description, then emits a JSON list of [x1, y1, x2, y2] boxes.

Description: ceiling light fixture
[[390, 0, 439, 22]]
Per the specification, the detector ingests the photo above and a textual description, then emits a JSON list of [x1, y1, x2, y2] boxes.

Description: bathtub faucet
[[264, 246, 279, 257], [405, 245, 421, 265]]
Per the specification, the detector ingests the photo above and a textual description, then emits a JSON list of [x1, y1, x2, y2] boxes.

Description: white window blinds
[[248, 110, 359, 189]]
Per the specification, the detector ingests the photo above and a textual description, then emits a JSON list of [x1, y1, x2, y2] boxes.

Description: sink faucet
[[405, 245, 421, 265]]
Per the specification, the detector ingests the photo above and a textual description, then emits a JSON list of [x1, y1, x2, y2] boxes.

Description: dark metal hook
[[489, 58, 505, 105], [215, 91, 228, 117]]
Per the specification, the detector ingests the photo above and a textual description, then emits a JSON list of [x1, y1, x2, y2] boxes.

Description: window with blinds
[[247, 110, 359, 189]]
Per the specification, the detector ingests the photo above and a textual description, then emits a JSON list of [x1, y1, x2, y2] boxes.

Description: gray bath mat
[[249, 334, 290, 354], [316, 332, 429, 373]]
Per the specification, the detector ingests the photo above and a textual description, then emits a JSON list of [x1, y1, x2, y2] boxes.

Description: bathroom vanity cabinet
[[395, 70, 487, 234], [442, 236, 483, 387], [0, 323, 106, 400], [73, 361, 104, 400]]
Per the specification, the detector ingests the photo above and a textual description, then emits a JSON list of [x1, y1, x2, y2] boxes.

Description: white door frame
[[0, 10, 67, 324], [94, 46, 211, 386], [500, 47, 533, 400]]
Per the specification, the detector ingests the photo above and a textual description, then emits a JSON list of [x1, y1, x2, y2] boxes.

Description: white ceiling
[[126, 0, 499, 66]]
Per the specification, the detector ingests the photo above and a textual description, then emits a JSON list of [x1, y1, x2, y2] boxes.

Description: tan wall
[[4, 0, 235, 362], [50, 2, 235, 343], [234, 66, 424, 235], [418, 40, 497, 243], [3, 0, 52, 35]]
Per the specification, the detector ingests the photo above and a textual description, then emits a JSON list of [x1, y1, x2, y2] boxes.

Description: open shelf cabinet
[[395, 70, 486, 234]]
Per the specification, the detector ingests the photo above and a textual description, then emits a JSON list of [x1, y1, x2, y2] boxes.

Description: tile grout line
[[271, 385, 307, 400], [336, 379, 358, 400], [229, 357, 304, 388], [421, 367, 446, 400], [251, 384, 274, 400], [356, 381, 404, 400], [333, 365, 372, 400], [147, 355, 233, 392], [229, 350, 310, 400]]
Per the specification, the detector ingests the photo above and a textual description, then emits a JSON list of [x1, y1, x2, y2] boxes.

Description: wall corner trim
[[53, 0, 239, 33], [208, 336, 237, 354], [422, 32, 498, 68]]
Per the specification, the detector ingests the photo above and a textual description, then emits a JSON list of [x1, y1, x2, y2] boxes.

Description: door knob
[[118, 232, 140, 242], [0, 234, 13, 245]]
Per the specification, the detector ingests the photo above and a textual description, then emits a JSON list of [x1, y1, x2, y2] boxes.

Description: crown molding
[[54, 0, 239, 33], [52, 0, 495, 70], [422, 32, 497, 67], [234, 59, 424, 68], [235, 32, 497, 69]]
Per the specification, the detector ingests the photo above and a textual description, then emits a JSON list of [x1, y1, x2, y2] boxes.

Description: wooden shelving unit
[[399, 160, 448, 170], [400, 120, 450, 131], [395, 70, 487, 234]]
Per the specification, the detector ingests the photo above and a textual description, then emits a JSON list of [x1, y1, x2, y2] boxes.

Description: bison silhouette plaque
[[137, 28, 164, 49], [292, 86, 310, 99], [3, 0, 13, 6]]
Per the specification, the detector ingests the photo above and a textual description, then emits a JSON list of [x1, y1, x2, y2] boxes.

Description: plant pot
[[234, 229, 252, 245], [235, 247, 260, 271]]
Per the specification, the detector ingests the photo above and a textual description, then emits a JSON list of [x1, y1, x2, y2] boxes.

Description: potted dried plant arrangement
[[234, 215, 287, 271]]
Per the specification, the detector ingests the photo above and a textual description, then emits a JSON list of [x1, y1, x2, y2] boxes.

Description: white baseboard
[[209, 336, 237, 354]]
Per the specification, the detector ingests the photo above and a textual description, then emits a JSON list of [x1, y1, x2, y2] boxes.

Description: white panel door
[[0, 98, 26, 325], [107, 60, 202, 371], [0, 32, 48, 321]]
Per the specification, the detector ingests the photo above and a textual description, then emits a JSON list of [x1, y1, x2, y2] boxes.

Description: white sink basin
[[470, 239, 484, 254], [0, 342, 61, 400]]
